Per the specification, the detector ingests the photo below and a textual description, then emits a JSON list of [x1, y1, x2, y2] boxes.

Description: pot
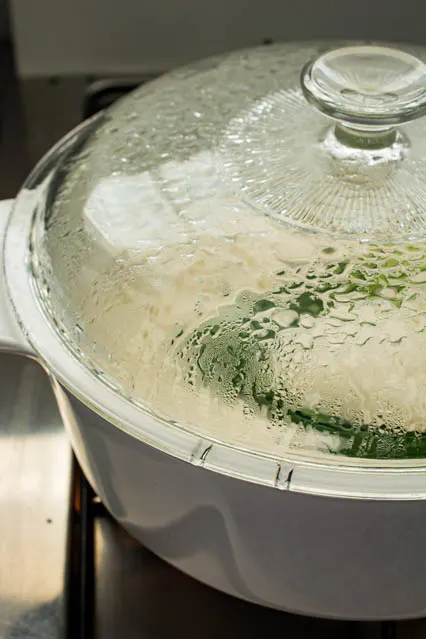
[[3, 41, 426, 620]]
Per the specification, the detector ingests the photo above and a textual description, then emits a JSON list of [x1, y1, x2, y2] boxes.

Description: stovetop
[[1, 79, 426, 639]]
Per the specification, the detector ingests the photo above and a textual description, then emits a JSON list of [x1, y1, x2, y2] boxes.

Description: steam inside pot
[[70, 215, 426, 460], [33, 42, 426, 461], [173, 241, 426, 459]]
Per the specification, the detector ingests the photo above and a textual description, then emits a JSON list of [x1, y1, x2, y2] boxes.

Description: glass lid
[[30, 40, 426, 463]]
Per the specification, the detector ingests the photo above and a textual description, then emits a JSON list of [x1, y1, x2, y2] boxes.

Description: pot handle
[[0, 200, 35, 357]]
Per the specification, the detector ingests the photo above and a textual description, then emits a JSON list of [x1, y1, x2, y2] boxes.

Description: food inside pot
[[35, 42, 426, 462], [69, 217, 426, 461], [174, 241, 426, 459]]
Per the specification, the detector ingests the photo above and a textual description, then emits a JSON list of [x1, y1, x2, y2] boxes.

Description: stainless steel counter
[[0, 354, 71, 639]]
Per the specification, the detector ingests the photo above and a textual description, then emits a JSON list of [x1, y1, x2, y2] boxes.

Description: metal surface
[[0, 354, 71, 639]]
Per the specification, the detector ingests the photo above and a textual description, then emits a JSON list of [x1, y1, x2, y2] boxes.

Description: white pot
[[1, 189, 426, 621], [4, 41, 426, 620]]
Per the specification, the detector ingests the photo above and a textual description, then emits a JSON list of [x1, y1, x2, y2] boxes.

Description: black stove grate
[[64, 456, 96, 639]]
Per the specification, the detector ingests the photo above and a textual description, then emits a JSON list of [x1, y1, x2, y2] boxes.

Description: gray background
[[5, 0, 426, 76]]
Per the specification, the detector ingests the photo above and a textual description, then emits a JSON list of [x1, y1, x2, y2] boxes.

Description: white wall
[[8, 0, 426, 77]]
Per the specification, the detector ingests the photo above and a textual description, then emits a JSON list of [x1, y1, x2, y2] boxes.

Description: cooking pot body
[[3, 101, 426, 619], [49, 378, 426, 620], [2, 180, 426, 619]]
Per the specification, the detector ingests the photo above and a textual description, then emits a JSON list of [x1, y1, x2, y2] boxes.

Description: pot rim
[[6, 110, 426, 501]]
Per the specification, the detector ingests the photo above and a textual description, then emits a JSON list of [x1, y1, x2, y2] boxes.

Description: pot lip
[[6, 106, 426, 502]]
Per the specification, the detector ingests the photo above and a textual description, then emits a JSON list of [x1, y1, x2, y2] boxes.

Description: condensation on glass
[[30, 42, 426, 461]]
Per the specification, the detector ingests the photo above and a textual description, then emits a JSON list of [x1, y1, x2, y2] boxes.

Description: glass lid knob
[[218, 43, 426, 237], [301, 45, 426, 134]]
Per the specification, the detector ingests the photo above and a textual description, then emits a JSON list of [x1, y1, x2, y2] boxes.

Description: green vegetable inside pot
[[175, 245, 426, 460]]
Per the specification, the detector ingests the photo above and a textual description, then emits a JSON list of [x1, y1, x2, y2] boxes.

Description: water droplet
[[300, 314, 315, 329], [411, 272, 426, 284], [295, 333, 313, 349], [273, 310, 298, 328]]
